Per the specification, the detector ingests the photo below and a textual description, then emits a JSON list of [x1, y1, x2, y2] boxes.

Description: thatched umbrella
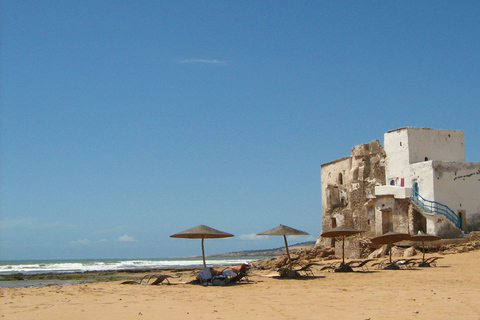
[[410, 233, 441, 266], [321, 225, 364, 267], [170, 225, 233, 268], [370, 231, 411, 264], [257, 224, 309, 268]]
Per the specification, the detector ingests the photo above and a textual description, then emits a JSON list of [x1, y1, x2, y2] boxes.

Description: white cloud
[[288, 235, 316, 242], [117, 235, 136, 242], [179, 59, 226, 65], [239, 233, 263, 241]]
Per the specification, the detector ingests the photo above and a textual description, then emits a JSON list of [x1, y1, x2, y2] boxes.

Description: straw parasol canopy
[[410, 233, 441, 265], [321, 225, 364, 266], [257, 224, 309, 268], [170, 225, 234, 268], [370, 231, 411, 263]]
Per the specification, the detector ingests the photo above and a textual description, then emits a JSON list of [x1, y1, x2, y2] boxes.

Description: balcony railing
[[411, 188, 461, 228]]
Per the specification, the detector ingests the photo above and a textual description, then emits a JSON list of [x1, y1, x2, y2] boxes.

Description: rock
[[390, 246, 402, 257], [368, 245, 389, 259], [404, 246, 417, 257]]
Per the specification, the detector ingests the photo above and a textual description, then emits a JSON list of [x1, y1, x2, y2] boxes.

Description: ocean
[[0, 256, 271, 288], [0, 256, 266, 275]]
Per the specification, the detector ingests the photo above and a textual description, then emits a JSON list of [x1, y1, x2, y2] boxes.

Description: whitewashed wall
[[405, 128, 465, 164], [384, 127, 465, 189], [432, 162, 480, 230]]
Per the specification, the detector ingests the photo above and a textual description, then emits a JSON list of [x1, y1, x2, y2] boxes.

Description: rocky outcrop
[[254, 232, 480, 269]]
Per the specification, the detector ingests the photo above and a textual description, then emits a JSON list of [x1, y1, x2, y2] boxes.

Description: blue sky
[[1, 1, 479, 260]]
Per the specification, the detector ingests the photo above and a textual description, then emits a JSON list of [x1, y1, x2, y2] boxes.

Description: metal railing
[[411, 188, 461, 228]]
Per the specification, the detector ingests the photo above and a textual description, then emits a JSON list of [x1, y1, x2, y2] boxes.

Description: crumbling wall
[[394, 198, 411, 233], [318, 140, 386, 248]]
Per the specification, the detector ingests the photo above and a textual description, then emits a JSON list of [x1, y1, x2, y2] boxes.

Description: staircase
[[410, 188, 461, 229]]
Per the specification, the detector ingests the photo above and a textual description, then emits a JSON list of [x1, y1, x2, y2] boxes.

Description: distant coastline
[[207, 241, 316, 258]]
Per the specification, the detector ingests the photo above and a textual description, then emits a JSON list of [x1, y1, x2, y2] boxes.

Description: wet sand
[[2, 250, 480, 319]]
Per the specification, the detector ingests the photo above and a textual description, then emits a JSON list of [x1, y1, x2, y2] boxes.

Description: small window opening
[[425, 157, 429, 161], [331, 218, 337, 228]]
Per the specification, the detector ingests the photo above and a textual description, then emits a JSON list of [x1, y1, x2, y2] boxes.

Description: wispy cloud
[[288, 235, 317, 242], [116, 235, 137, 242], [179, 59, 226, 65], [239, 233, 263, 241]]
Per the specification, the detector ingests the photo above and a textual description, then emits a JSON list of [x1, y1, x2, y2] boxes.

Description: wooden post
[[283, 235, 292, 268], [201, 237, 206, 268]]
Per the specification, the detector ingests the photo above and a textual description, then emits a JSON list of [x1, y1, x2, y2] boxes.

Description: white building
[[375, 127, 480, 236], [318, 127, 480, 254]]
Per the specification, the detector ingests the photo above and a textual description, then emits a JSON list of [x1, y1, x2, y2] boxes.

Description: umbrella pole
[[342, 235, 345, 265], [201, 237, 206, 268], [389, 243, 392, 264], [422, 240, 426, 263], [283, 235, 292, 268]]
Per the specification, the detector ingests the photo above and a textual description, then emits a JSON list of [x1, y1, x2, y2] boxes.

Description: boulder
[[368, 245, 389, 259], [390, 246, 402, 257], [404, 246, 417, 257]]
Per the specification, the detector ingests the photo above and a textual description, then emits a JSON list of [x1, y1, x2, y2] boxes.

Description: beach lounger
[[290, 262, 324, 277], [228, 272, 250, 283], [416, 256, 444, 267], [120, 274, 173, 285], [371, 258, 418, 270], [277, 262, 325, 278], [321, 261, 355, 272], [192, 265, 253, 285], [197, 267, 216, 286], [141, 274, 173, 285], [224, 264, 251, 283], [348, 259, 376, 272], [320, 261, 343, 272], [395, 258, 419, 269], [371, 259, 398, 270]]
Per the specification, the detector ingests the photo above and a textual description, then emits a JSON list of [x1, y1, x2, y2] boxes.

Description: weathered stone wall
[[317, 140, 386, 248]]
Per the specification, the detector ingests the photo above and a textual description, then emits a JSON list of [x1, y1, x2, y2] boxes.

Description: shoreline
[[0, 266, 206, 288]]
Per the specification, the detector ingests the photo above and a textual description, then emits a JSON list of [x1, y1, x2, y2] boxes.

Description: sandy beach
[[2, 249, 480, 320]]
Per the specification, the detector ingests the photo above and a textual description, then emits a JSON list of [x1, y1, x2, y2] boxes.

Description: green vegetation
[[0, 272, 124, 282]]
